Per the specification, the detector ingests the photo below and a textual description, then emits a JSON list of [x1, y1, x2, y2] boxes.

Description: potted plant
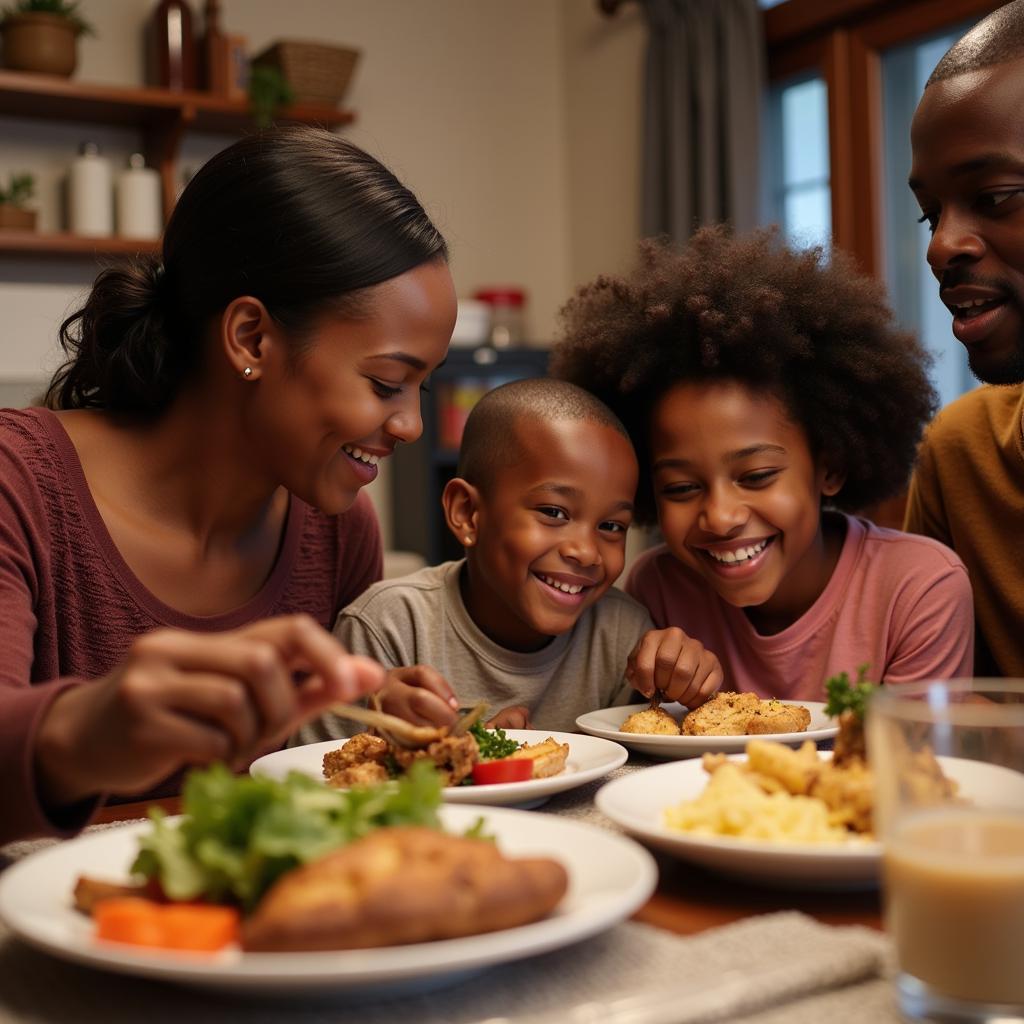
[[0, 172, 36, 231], [248, 64, 293, 129], [0, 0, 94, 77]]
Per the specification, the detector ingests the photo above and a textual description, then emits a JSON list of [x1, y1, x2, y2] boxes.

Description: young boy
[[299, 378, 719, 739]]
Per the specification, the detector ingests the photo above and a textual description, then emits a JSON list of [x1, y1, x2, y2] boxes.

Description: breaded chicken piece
[[832, 710, 867, 767], [324, 761, 391, 789], [393, 734, 478, 786], [746, 699, 811, 735], [241, 826, 568, 951], [322, 732, 389, 780], [811, 759, 875, 833], [682, 692, 760, 736], [620, 706, 681, 735]]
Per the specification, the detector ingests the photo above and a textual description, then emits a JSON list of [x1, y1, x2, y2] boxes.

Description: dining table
[[0, 754, 899, 1024]]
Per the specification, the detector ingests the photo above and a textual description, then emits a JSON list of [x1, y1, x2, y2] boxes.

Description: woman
[[0, 127, 456, 843]]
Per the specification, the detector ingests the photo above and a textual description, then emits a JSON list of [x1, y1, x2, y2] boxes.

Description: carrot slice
[[94, 898, 165, 948], [160, 904, 239, 951], [94, 898, 239, 952]]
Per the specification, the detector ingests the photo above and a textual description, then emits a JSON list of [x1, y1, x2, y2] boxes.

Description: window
[[765, 74, 831, 249], [762, 0, 1002, 524], [881, 26, 975, 409]]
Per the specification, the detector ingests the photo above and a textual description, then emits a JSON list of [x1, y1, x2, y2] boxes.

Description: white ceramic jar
[[115, 153, 163, 239], [68, 142, 114, 237]]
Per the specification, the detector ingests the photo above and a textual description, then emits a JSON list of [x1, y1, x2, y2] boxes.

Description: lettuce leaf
[[131, 760, 443, 909]]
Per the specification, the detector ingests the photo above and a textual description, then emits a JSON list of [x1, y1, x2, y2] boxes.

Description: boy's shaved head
[[927, 0, 1024, 85], [457, 377, 631, 492]]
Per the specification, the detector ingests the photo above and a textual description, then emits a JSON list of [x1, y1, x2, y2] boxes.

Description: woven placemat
[[0, 910, 899, 1024]]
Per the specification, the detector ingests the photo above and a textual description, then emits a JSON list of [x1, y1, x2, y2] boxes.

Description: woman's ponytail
[[46, 255, 184, 414]]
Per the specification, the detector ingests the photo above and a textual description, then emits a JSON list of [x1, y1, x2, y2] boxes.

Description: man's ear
[[443, 478, 482, 549], [220, 296, 278, 381]]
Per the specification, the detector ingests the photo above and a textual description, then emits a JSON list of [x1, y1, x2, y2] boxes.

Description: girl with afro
[[553, 227, 973, 703]]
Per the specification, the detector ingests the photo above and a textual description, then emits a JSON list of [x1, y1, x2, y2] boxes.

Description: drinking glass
[[867, 679, 1024, 1023]]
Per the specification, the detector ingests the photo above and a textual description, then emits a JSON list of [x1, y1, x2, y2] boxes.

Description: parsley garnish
[[824, 664, 877, 720], [469, 721, 521, 760]]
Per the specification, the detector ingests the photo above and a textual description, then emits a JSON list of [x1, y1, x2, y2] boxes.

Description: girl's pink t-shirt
[[625, 514, 974, 701]]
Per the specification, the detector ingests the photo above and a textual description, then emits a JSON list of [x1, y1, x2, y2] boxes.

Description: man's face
[[910, 60, 1024, 384]]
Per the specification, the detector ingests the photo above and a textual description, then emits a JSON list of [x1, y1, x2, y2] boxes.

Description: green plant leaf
[[0, 0, 95, 36], [0, 171, 35, 207], [248, 65, 294, 129]]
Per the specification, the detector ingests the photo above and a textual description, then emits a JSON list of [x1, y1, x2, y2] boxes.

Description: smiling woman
[[0, 127, 456, 845]]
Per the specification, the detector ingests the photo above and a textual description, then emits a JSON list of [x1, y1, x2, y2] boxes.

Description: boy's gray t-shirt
[[300, 559, 653, 741]]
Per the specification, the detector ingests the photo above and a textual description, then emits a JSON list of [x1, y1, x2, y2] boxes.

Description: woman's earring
[[463, 534, 474, 546], [243, 366, 253, 378]]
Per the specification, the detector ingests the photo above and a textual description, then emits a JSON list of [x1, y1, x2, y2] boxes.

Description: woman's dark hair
[[46, 126, 448, 414], [552, 226, 937, 525]]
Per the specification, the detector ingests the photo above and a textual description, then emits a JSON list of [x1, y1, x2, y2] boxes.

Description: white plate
[[576, 701, 838, 759], [0, 805, 657, 995], [595, 754, 1024, 889], [251, 730, 628, 809]]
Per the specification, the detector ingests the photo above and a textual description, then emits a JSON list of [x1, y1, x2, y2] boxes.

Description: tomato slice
[[471, 757, 533, 785]]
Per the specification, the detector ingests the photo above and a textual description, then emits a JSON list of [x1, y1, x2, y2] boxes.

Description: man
[[904, 0, 1024, 676]]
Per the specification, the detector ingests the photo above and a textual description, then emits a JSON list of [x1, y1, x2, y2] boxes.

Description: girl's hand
[[486, 705, 532, 730], [626, 627, 723, 709], [34, 615, 385, 808], [377, 665, 459, 728]]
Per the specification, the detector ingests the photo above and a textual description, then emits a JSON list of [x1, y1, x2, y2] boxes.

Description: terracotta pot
[[0, 12, 78, 77], [0, 205, 37, 231]]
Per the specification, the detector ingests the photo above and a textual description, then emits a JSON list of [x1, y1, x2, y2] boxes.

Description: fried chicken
[[241, 826, 568, 952], [683, 691, 811, 737], [682, 692, 761, 735], [324, 761, 391, 789], [620, 707, 681, 735], [392, 734, 479, 786], [322, 732, 389, 780], [746, 700, 812, 735]]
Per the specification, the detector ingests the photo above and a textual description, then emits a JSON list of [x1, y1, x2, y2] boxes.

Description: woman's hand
[[34, 615, 384, 807], [626, 627, 723, 708], [486, 705, 532, 730], [377, 665, 459, 728]]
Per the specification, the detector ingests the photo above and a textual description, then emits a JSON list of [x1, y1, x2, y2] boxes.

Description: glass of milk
[[868, 680, 1024, 1023]]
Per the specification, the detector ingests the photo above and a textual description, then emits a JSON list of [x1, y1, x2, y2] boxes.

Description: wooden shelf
[[0, 231, 161, 257], [0, 70, 357, 260], [0, 69, 355, 133]]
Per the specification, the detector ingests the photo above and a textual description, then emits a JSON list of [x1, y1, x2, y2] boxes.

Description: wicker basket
[[252, 40, 361, 107]]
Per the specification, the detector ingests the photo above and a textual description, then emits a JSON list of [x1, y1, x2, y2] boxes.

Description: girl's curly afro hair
[[551, 226, 937, 526]]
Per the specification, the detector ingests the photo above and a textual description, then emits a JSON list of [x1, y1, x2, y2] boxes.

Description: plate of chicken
[[0, 765, 657, 994], [576, 691, 838, 759], [252, 703, 628, 808]]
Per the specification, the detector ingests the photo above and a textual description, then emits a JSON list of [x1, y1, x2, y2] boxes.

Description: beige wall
[[0, 0, 646, 546]]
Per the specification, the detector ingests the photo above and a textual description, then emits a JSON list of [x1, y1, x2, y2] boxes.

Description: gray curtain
[[642, 0, 765, 241]]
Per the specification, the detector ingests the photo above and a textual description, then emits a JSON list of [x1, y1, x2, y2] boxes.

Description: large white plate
[[595, 754, 1024, 889], [0, 805, 657, 995], [251, 730, 628, 808], [577, 701, 838, 759]]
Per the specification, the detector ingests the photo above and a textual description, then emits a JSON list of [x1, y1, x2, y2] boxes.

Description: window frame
[[765, 0, 1003, 279]]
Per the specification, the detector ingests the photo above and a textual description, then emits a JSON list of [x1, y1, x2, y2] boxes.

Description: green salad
[[131, 759, 444, 910]]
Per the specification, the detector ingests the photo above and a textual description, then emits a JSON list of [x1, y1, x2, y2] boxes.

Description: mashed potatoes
[[663, 761, 850, 844]]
